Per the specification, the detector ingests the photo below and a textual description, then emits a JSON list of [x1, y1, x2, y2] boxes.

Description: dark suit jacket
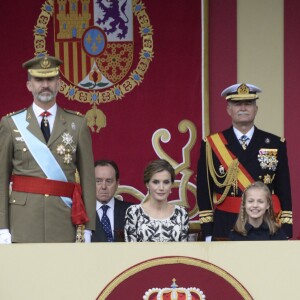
[[197, 126, 292, 239], [91, 198, 132, 242]]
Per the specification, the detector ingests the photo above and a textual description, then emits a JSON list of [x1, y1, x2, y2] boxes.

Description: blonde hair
[[233, 181, 280, 236]]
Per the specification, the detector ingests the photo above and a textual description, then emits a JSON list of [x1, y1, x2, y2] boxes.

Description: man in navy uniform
[[197, 83, 292, 241], [92, 160, 131, 242], [0, 55, 96, 243]]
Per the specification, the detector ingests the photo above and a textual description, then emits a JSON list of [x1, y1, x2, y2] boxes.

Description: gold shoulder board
[[63, 109, 83, 117], [280, 137, 286, 143], [6, 108, 26, 117]]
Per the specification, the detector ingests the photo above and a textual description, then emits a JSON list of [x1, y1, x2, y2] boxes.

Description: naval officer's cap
[[22, 55, 63, 78], [221, 83, 262, 101]]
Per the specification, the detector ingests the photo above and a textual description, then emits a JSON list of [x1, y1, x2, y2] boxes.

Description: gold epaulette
[[280, 137, 286, 143], [279, 210, 292, 224], [6, 108, 26, 117], [63, 109, 83, 117]]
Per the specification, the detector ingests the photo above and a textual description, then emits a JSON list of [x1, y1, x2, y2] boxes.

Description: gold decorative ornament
[[116, 120, 199, 221], [75, 224, 85, 243], [40, 56, 51, 68], [237, 83, 250, 95], [85, 104, 107, 133], [33, 0, 154, 132]]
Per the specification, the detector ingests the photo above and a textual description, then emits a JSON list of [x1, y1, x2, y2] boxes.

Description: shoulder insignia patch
[[280, 137, 285, 143], [6, 108, 26, 117]]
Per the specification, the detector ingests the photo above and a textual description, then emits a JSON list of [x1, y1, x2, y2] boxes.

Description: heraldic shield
[[53, 0, 134, 90]]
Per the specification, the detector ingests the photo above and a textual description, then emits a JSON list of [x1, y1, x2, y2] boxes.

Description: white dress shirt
[[32, 102, 57, 133], [233, 126, 254, 146]]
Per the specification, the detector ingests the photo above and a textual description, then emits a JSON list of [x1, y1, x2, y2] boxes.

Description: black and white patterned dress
[[124, 204, 189, 242]]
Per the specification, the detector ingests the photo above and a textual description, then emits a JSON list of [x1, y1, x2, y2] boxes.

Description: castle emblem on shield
[[33, 0, 153, 132]]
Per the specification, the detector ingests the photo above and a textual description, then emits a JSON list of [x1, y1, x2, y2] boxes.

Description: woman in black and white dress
[[124, 159, 189, 242]]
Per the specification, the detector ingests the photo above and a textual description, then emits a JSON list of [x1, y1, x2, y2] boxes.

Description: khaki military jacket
[[0, 105, 96, 242]]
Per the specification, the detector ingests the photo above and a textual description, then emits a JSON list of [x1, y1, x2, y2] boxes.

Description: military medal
[[257, 148, 278, 171], [56, 144, 65, 155], [219, 165, 225, 175], [63, 153, 72, 164], [263, 174, 275, 184], [56, 132, 76, 164], [62, 132, 73, 145]]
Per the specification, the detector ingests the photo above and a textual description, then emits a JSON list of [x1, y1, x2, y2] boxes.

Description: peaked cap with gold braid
[[22, 55, 62, 78], [221, 83, 262, 101]]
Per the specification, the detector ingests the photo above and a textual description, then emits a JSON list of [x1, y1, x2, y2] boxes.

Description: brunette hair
[[143, 159, 175, 184]]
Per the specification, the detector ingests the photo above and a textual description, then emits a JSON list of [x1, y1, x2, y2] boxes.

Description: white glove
[[205, 235, 212, 242], [0, 229, 12, 244], [84, 229, 92, 243]]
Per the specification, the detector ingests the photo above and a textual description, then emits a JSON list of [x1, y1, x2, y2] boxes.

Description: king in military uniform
[[197, 83, 293, 240], [0, 55, 96, 243]]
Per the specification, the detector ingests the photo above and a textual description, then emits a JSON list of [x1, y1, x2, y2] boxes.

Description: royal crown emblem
[[143, 278, 206, 300]]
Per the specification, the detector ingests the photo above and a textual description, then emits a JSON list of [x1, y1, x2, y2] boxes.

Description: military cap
[[221, 83, 262, 101], [22, 55, 63, 78]]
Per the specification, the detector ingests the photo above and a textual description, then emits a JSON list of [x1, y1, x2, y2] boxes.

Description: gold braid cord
[[206, 141, 239, 205], [75, 224, 85, 243]]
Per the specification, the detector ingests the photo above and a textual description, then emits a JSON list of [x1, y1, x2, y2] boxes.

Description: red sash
[[207, 133, 281, 214], [11, 175, 89, 225]]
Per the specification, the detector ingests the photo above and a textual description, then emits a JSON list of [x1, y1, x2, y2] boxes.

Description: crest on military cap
[[221, 83, 262, 101], [22, 55, 63, 78]]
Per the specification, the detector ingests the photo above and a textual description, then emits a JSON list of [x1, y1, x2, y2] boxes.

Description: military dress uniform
[[197, 83, 293, 240], [0, 106, 96, 242], [0, 56, 96, 242]]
